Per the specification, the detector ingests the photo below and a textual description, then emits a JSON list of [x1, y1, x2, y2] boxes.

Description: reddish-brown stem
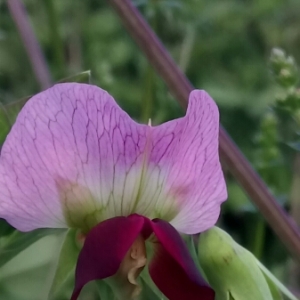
[[107, 0, 300, 259], [7, 0, 52, 90]]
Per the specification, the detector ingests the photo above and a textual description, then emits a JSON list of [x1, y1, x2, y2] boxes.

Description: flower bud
[[198, 227, 273, 300]]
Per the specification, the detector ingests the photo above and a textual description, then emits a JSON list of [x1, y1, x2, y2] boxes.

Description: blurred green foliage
[[1, 0, 300, 299]]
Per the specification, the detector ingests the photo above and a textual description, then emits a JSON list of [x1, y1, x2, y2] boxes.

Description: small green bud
[[198, 227, 274, 300]]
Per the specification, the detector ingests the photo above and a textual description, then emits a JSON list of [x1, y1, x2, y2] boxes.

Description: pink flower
[[0, 83, 227, 299]]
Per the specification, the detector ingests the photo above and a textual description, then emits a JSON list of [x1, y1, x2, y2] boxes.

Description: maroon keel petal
[[71, 215, 145, 300], [149, 219, 215, 300]]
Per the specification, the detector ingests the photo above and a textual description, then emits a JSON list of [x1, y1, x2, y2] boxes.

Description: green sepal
[[198, 226, 273, 300], [184, 234, 208, 281], [96, 280, 117, 300], [256, 260, 298, 300], [47, 229, 80, 299], [263, 273, 284, 300], [139, 276, 164, 300]]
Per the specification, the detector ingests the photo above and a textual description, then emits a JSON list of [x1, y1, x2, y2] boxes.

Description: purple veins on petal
[[0, 83, 226, 234]]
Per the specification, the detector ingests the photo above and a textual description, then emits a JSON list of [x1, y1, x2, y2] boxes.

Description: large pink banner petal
[[0, 83, 226, 234]]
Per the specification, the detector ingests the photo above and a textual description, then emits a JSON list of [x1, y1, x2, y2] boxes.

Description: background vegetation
[[0, 0, 300, 299]]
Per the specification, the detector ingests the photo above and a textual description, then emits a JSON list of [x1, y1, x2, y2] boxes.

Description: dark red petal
[[149, 219, 215, 300], [71, 215, 145, 300]]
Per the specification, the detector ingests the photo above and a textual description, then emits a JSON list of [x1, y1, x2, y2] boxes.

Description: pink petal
[[149, 90, 227, 234], [0, 83, 148, 231], [149, 218, 214, 300], [71, 215, 145, 300], [0, 83, 226, 233]]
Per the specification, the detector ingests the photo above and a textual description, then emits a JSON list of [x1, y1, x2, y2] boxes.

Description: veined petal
[[0, 83, 226, 232], [114, 90, 227, 233], [0, 83, 148, 231], [149, 90, 227, 234], [137, 90, 227, 234], [149, 219, 214, 300]]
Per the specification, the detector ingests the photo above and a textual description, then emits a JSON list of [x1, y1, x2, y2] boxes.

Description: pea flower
[[0, 83, 227, 299]]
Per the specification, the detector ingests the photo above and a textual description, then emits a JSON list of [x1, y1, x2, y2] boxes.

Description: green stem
[[251, 217, 265, 260]]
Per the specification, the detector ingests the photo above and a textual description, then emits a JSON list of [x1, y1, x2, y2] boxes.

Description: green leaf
[[0, 96, 29, 144], [0, 220, 15, 237], [0, 103, 12, 143], [256, 260, 298, 300], [0, 228, 65, 268], [47, 229, 80, 299]]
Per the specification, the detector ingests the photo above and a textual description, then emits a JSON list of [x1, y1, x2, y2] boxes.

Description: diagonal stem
[[107, 0, 300, 259], [7, 0, 52, 90]]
